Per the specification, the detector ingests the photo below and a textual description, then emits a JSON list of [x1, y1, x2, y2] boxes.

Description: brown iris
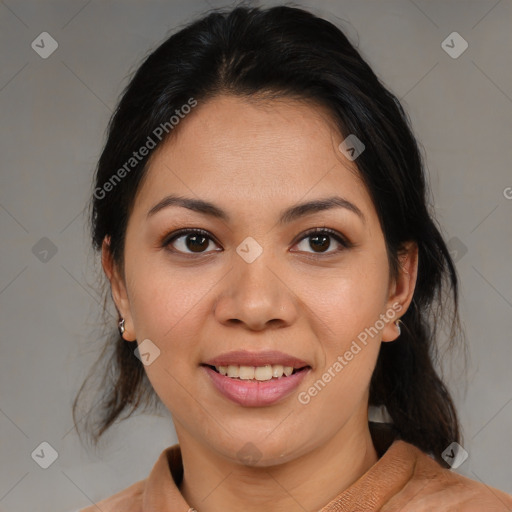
[[186, 233, 210, 252], [309, 233, 331, 252]]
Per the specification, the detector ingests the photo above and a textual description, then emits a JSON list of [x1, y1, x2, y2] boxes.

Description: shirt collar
[[142, 422, 407, 511]]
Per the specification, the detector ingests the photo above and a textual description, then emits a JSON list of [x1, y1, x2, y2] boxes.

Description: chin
[[213, 431, 313, 468]]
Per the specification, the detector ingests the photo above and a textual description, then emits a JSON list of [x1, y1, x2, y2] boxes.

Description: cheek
[[126, 252, 216, 343], [300, 253, 390, 352], [124, 262, 211, 412], [298, 262, 388, 419]]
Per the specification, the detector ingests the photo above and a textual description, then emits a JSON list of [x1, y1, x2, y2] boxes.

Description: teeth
[[214, 364, 296, 380], [254, 365, 273, 381], [239, 366, 255, 380], [226, 365, 239, 378], [272, 364, 284, 377]]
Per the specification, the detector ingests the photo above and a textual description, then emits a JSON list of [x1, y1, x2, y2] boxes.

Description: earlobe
[[382, 242, 418, 342], [101, 237, 136, 341]]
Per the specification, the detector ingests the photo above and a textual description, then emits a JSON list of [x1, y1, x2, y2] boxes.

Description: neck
[[177, 413, 378, 512]]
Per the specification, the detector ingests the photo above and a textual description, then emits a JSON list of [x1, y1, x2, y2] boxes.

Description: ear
[[381, 241, 418, 342], [101, 236, 136, 342]]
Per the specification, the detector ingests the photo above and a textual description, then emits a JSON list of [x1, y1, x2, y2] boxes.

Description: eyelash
[[161, 227, 352, 257]]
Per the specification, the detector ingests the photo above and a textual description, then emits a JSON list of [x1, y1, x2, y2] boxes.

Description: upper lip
[[203, 350, 310, 369]]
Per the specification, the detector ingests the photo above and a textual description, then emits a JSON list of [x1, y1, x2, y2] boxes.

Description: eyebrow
[[147, 194, 365, 224]]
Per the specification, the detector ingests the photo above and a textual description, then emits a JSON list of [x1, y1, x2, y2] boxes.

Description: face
[[105, 94, 417, 466]]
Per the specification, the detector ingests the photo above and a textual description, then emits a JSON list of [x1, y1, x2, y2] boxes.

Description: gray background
[[1, 1, 511, 511]]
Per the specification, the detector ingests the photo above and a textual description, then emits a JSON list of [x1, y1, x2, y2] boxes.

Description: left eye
[[293, 229, 350, 254], [163, 228, 350, 255]]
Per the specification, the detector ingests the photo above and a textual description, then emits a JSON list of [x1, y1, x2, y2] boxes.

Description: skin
[[103, 95, 418, 512]]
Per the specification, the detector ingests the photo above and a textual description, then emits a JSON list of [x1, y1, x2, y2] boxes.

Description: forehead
[[134, 95, 375, 221]]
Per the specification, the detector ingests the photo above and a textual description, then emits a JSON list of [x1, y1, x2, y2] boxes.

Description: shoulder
[[384, 441, 512, 511], [77, 478, 146, 512]]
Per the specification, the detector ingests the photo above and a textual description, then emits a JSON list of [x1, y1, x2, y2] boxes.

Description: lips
[[201, 350, 311, 407], [202, 365, 310, 406]]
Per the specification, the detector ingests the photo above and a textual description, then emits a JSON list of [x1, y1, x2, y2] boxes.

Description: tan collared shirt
[[77, 425, 512, 511]]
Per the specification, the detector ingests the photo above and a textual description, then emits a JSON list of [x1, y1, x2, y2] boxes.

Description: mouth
[[200, 358, 311, 407], [201, 350, 312, 406]]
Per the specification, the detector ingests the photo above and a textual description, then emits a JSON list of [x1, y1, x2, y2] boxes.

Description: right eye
[[162, 228, 222, 255]]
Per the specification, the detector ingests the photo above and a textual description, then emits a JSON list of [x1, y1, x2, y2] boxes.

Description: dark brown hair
[[73, 4, 466, 466]]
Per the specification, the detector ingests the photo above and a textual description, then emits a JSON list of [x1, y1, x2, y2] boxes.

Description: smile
[[201, 364, 311, 407]]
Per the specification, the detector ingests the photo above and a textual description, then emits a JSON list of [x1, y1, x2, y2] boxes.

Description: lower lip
[[202, 365, 310, 407]]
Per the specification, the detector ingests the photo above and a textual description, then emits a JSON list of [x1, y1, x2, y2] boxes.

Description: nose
[[213, 249, 299, 331]]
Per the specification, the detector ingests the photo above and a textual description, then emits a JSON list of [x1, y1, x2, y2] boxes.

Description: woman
[[73, 5, 512, 511]]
